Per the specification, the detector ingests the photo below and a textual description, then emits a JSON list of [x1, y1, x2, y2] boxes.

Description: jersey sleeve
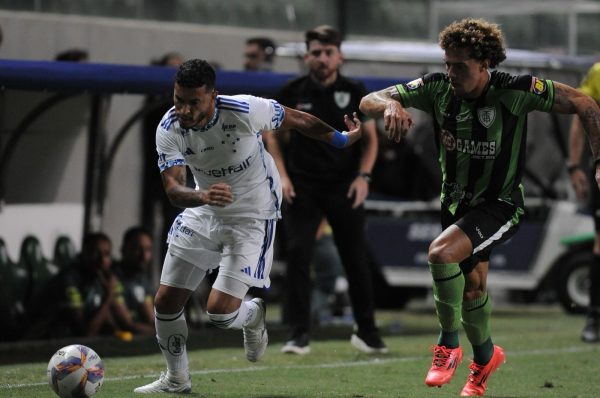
[[579, 63, 600, 103], [247, 95, 286, 132], [395, 73, 445, 112], [502, 75, 555, 114], [156, 125, 185, 173]]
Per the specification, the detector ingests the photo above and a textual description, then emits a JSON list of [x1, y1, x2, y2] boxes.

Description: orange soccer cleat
[[460, 345, 506, 396], [425, 345, 463, 387]]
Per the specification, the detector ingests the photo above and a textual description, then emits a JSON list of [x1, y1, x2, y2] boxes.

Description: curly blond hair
[[439, 18, 507, 68]]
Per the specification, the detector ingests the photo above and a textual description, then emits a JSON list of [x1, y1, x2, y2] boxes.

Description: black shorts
[[441, 200, 524, 274]]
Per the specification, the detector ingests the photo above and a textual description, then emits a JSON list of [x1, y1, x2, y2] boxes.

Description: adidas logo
[[241, 266, 251, 276], [184, 147, 195, 156]]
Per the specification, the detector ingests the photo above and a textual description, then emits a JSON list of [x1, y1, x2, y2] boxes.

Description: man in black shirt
[[263, 25, 385, 355]]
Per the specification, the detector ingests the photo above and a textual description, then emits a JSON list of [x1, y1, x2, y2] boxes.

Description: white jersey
[[156, 94, 284, 219]]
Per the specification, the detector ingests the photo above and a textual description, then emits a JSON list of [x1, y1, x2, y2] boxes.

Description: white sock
[[207, 300, 260, 330], [155, 308, 189, 380]]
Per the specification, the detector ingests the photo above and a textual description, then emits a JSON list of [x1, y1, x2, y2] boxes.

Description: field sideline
[[1, 303, 599, 397]]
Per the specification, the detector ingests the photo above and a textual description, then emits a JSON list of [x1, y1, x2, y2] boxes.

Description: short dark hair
[[246, 37, 276, 62], [81, 232, 111, 254], [439, 18, 507, 68], [305, 25, 342, 50], [175, 59, 216, 90], [122, 226, 152, 248]]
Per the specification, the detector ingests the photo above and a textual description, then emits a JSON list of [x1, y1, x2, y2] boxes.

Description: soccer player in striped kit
[[360, 18, 600, 397]]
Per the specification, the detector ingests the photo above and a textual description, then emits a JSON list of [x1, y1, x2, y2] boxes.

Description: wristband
[[595, 158, 600, 168], [358, 172, 372, 183], [330, 130, 349, 148]]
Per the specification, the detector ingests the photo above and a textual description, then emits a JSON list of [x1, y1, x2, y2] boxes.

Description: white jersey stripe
[[472, 219, 513, 254]]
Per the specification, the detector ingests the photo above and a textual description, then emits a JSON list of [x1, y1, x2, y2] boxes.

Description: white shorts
[[162, 210, 277, 290]]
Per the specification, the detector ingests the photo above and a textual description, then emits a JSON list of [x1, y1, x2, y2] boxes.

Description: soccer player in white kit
[[134, 59, 363, 394]]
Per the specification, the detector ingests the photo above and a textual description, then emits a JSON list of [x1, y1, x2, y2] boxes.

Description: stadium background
[[0, 0, 599, 322]]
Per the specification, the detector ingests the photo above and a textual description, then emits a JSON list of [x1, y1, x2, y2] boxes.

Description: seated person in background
[[114, 226, 155, 328], [52, 232, 154, 337]]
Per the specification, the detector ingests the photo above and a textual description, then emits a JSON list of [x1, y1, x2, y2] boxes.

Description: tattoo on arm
[[553, 84, 577, 113], [580, 106, 600, 160], [162, 167, 204, 207]]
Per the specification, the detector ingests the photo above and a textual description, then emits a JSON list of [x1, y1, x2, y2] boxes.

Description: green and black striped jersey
[[396, 71, 555, 214]]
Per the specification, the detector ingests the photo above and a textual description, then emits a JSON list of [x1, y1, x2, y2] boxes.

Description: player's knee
[[154, 290, 185, 314], [428, 240, 454, 264]]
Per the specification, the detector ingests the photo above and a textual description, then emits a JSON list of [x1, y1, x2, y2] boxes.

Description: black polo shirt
[[277, 74, 367, 185]]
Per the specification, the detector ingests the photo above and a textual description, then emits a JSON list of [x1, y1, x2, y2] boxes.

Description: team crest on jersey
[[405, 78, 424, 91], [440, 129, 456, 151], [334, 91, 351, 108], [531, 77, 547, 95], [477, 106, 496, 128]]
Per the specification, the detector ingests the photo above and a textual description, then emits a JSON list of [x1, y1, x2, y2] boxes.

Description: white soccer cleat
[[243, 298, 268, 362], [133, 372, 191, 394]]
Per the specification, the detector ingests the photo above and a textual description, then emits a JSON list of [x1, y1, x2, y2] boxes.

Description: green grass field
[[1, 303, 599, 398]]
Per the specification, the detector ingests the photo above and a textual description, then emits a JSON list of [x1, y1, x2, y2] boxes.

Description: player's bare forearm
[[166, 185, 205, 208], [161, 166, 233, 208], [161, 166, 205, 207], [359, 86, 404, 118], [554, 82, 600, 160], [360, 86, 413, 142], [568, 116, 586, 166], [280, 106, 362, 147]]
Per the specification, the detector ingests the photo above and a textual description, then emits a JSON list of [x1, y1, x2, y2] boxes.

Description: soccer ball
[[47, 344, 105, 398]]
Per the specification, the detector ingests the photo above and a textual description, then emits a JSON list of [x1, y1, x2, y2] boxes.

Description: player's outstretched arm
[[279, 106, 362, 148], [552, 82, 600, 188], [359, 86, 414, 143]]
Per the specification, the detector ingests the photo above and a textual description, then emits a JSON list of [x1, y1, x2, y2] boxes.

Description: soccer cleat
[[133, 371, 191, 394], [281, 334, 311, 355], [350, 331, 389, 354], [425, 345, 463, 387], [581, 314, 600, 343], [460, 345, 506, 397], [243, 298, 268, 362]]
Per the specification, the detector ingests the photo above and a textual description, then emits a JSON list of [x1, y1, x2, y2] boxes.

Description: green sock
[[437, 330, 459, 348], [429, 262, 464, 347], [462, 292, 493, 364]]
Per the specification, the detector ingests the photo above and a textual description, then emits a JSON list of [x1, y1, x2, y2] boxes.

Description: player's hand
[[383, 101, 413, 142], [281, 175, 296, 204], [347, 175, 369, 209], [202, 183, 233, 207], [570, 167, 589, 202], [97, 270, 118, 297], [343, 112, 362, 146]]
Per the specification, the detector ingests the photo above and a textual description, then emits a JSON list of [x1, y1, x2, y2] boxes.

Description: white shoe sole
[[350, 334, 389, 354], [281, 344, 311, 355]]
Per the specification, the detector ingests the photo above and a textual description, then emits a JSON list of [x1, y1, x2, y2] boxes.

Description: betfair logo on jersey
[[531, 77, 547, 95], [194, 156, 252, 177], [456, 139, 497, 159]]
